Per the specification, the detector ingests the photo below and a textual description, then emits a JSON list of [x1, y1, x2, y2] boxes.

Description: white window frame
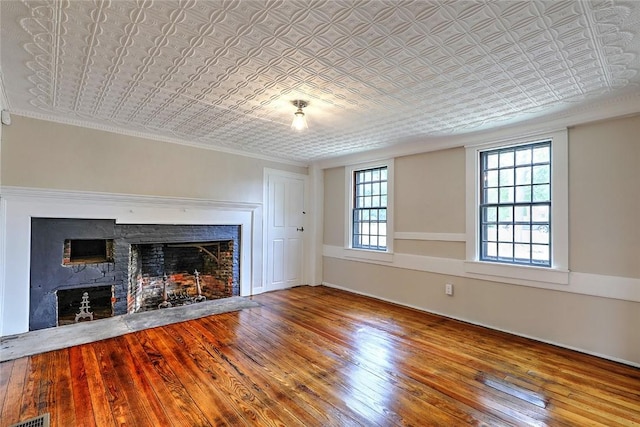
[[465, 130, 569, 285], [345, 159, 394, 262]]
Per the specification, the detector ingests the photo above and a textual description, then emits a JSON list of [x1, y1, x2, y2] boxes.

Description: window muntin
[[352, 166, 388, 251], [480, 141, 551, 266]]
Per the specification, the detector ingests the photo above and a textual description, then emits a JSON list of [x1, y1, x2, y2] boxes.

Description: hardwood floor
[[1, 285, 639, 426]]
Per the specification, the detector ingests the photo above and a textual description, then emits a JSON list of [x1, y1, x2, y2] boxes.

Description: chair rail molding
[[323, 244, 640, 303]]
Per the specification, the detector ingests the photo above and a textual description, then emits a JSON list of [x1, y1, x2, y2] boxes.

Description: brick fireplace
[[129, 240, 235, 312], [30, 218, 240, 331]]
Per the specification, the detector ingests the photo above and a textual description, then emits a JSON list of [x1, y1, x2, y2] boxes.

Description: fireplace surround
[[0, 187, 263, 337], [30, 218, 240, 331]]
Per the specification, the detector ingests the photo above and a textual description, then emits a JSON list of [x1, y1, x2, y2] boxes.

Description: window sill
[[344, 248, 394, 263], [464, 260, 569, 285]]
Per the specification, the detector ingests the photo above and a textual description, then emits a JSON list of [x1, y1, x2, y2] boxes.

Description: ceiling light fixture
[[291, 100, 308, 131]]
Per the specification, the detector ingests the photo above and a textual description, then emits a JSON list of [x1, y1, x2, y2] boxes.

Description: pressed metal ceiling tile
[[1, 0, 639, 163]]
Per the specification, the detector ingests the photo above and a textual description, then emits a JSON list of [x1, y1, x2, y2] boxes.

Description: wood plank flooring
[[1, 285, 639, 426]]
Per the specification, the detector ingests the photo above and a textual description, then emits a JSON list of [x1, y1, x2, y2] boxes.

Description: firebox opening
[[64, 239, 114, 264], [128, 240, 236, 313], [56, 285, 114, 326]]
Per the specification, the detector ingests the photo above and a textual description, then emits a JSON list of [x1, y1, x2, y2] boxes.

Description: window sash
[[479, 141, 551, 267], [352, 207, 387, 250]]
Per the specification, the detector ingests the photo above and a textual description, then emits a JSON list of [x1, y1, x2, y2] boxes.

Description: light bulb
[[291, 109, 308, 131]]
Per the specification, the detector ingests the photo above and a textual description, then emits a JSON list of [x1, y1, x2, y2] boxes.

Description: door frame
[[262, 168, 311, 293]]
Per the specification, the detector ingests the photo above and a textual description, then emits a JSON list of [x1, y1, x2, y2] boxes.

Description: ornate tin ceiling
[[1, 0, 639, 164]]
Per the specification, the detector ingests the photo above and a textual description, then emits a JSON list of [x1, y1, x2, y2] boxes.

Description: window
[[345, 160, 394, 258], [465, 130, 568, 286], [480, 142, 551, 266], [353, 166, 388, 250]]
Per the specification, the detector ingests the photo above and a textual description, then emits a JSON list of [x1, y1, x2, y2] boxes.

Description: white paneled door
[[265, 171, 306, 291]]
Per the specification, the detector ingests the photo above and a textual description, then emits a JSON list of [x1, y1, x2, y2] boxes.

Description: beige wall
[[322, 114, 640, 365], [323, 166, 346, 246], [1, 115, 306, 202], [395, 147, 466, 233], [569, 115, 640, 278], [393, 240, 466, 259]]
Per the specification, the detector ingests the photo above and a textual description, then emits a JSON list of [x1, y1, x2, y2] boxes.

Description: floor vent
[[9, 414, 50, 427]]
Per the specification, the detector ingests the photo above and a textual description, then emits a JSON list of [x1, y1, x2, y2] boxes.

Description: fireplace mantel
[[0, 186, 263, 336]]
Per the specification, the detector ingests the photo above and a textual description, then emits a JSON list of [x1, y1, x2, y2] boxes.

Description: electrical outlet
[[445, 283, 454, 296]]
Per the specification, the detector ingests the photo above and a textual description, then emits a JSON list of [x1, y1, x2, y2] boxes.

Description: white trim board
[[322, 281, 640, 369], [344, 159, 395, 255], [0, 186, 261, 211], [323, 244, 640, 303], [0, 186, 264, 336]]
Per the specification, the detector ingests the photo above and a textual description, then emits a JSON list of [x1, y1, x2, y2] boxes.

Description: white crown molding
[[322, 281, 640, 368], [314, 92, 640, 169], [0, 186, 261, 211], [322, 244, 640, 303], [8, 110, 308, 168]]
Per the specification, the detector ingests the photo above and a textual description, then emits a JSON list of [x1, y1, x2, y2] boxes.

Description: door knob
[[296, 227, 304, 232]]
